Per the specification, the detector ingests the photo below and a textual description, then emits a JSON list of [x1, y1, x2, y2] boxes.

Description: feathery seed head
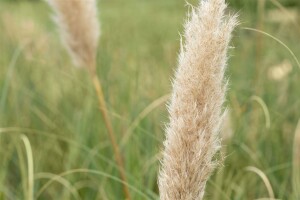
[[158, 0, 237, 199], [47, 0, 100, 70]]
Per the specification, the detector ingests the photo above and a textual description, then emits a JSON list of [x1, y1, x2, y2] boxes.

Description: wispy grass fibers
[[159, 0, 237, 199]]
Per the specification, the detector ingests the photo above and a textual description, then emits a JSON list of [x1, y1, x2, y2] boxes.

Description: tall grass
[[46, 0, 130, 198], [0, 0, 299, 199]]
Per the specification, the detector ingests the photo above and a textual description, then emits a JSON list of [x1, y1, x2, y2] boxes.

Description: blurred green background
[[0, 0, 300, 199]]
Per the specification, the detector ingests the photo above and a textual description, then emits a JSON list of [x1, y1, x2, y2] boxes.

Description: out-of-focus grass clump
[[229, 0, 300, 10]]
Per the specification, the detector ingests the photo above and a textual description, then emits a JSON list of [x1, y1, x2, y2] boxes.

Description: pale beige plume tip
[[47, 0, 100, 69], [158, 0, 237, 199]]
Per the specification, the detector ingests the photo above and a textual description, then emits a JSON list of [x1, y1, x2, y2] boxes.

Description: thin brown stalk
[[88, 62, 131, 200]]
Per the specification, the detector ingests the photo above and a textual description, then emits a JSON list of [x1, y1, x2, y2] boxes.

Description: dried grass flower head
[[158, 0, 237, 199], [46, 1, 131, 198], [47, 0, 100, 70]]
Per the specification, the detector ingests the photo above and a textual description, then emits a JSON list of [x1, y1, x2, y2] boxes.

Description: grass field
[[0, 0, 300, 199]]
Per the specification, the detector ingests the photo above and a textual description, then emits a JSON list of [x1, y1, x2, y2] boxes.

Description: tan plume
[[47, 0, 100, 70], [158, 0, 237, 199]]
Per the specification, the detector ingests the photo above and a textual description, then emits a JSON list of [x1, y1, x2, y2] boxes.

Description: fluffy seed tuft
[[47, 0, 100, 69], [158, 0, 237, 199]]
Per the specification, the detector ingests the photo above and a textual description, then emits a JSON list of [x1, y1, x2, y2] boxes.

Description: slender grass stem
[[243, 27, 300, 69], [20, 135, 34, 200], [88, 63, 131, 200], [245, 166, 275, 199]]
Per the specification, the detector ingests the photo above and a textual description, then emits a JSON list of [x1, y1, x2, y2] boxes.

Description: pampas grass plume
[[46, 1, 131, 199], [47, 0, 99, 69], [158, 0, 237, 199]]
